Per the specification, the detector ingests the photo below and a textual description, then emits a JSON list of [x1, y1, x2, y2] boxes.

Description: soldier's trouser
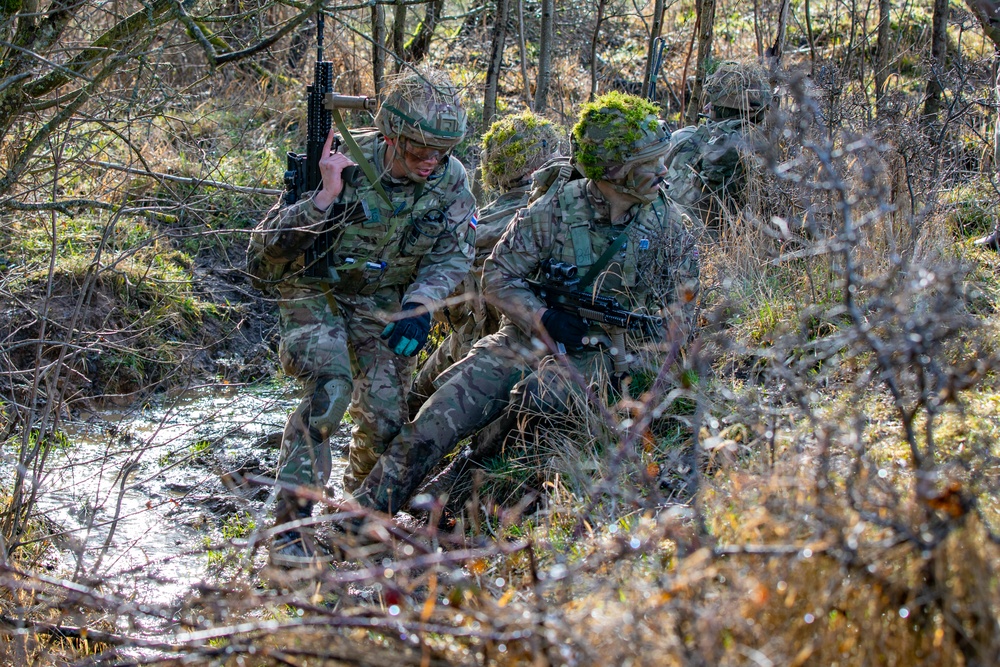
[[353, 324, 615, 515], [276, 286, 414, 497], [407, 326, 476, 418]]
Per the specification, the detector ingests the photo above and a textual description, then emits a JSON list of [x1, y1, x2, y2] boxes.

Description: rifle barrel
[[325, 94, 377, 112]]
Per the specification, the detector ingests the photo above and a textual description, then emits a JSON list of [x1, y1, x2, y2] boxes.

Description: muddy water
[[29, 381, 350, 622]]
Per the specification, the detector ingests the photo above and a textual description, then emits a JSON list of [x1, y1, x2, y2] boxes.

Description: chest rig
[[301, 131, 457, 296], [541, 179, 666, 305]]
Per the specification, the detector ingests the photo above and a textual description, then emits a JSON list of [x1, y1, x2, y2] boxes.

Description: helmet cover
[[704, 60, 773, 117], [481, 111, 563, 191], [375, 68, 468, 149], [571, 91, 671, 181]]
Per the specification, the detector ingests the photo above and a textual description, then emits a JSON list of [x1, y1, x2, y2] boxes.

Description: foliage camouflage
[[479, 111, 563, 191], [703, 59, 774, 116], [571, 91, 671, 180], [373, 68, 467, 149]]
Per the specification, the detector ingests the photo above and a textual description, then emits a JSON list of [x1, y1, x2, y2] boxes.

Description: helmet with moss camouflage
[[480, 112, 562, 191], [704, 60, 773, 118], [571, 91, 671, 181], [374, 68, 467, 150]]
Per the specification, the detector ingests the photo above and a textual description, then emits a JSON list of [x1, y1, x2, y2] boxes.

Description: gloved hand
[[381, 302, 432, 357], [540, 308, 588, 349]]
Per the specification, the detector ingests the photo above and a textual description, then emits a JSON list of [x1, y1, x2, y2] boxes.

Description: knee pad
[[307, 374, 352, 436]]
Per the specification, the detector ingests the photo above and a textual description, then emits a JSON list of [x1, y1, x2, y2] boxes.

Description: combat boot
[[974, 226, 1000, 252], [268, 497, 318, 569]]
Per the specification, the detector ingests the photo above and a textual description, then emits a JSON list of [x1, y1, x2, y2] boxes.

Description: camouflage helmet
[[704, 60, 773, 117], [374, 68, 467, 150], [571, 91, 670, 181], [480, 111, 562, 191]]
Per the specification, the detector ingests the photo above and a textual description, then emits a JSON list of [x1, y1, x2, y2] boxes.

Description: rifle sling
[[328, 107, 425, 272], [577, 230, 628, 290], [332, 108, 393, 207]]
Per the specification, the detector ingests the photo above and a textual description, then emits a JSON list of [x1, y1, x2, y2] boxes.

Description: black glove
[[381, 302, 432, 357], [540, 308, 588, 349]]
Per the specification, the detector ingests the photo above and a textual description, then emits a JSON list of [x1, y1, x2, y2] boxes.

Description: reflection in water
[[22, 381, 348, 631]]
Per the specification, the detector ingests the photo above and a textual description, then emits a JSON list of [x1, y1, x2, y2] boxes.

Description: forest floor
[[4, 38, 1000, 667]]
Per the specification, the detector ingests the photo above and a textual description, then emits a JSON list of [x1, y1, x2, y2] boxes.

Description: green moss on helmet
[[571, 92, 667, 180], [480, 111, 562, 191]]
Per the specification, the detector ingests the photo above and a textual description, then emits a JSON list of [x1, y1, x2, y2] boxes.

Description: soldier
[[407, 111, 563, 414], [350, 91, 700, 517], [665, 60, 772, 232], [248, 68, 475, 564]]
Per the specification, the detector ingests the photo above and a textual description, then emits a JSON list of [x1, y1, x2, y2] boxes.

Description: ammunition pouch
[[301, 200, 371, 282]]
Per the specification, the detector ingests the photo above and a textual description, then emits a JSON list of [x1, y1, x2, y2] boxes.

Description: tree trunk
[[875, 0, 892, 114], [589, 0, 607, 101], [642, 0, 665, 99], [483, 0, 510, 129], [372, 3, 386, 97], [923, 0, 949, 121], [684, 0, 716, 125], [517, 0, 533, 106], [964, 0, 1000, 48], [392, 0, 406, 70], [964, 1, 1000, 167], [404, 0, 445, 63], [534, 0, 554, 112], [804, 0, 816, 72]]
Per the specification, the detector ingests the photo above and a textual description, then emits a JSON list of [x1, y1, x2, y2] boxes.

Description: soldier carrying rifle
[[350, 91, 700, 518], [248, 62, 475, 566]]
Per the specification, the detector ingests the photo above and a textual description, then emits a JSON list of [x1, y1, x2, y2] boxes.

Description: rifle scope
[[544, 260, 578, 282]]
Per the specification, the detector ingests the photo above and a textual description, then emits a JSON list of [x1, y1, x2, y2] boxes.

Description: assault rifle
[[527, 260, 664, 335], [284, 13, 376, 205]]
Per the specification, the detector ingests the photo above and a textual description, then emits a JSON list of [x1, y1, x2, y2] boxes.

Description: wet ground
[[13, 380, 351, 627]]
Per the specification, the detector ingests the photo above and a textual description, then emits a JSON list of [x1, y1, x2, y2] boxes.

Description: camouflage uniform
[[408, 113, 563, 414], [251, 90, 475, 500], [664, 119, 748, 224], [665, 60, 772, 230], [353, 93, 699, 515], [407, 186, 528, 412]]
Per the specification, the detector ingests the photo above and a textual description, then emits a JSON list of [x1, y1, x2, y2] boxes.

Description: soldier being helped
[[350, 92, 700, 518], [407, 111, 563, 415], [248, 68, 476, 566]]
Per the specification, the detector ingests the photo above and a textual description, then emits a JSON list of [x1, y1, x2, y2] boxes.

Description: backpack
[[526, 157, 584, 206]]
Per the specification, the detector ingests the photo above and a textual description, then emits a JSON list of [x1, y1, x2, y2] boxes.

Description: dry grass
[[3, 0, 1000, 663]]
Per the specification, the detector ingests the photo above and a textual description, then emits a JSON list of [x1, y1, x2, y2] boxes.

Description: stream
[[10, 380, 351, 628]]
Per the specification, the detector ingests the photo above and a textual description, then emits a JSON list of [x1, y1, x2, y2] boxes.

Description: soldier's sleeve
[[250, 192, 330, 263], [402, 164, 476, 308], [482, 203, 551, 335]]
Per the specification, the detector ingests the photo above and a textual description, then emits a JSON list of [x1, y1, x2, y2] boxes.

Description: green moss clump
[[480, 111, 561, 191], [571, 91, 662, 180]]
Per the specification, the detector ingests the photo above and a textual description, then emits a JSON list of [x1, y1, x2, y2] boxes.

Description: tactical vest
[[473, 186, 529, 265], [300, 131, 464, 296], [532, 178, 668, 312]]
